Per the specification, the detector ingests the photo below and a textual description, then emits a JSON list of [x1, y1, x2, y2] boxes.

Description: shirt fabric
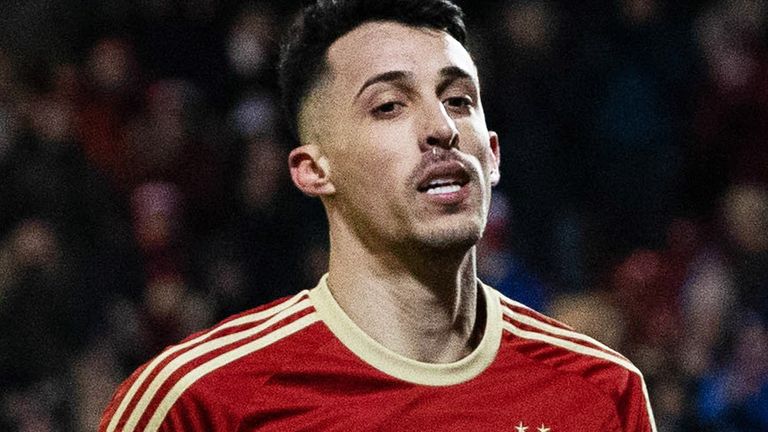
[[100, 275, 657, 431]]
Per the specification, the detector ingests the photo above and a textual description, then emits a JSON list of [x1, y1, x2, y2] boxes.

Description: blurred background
[[0, 0, 766, 430]]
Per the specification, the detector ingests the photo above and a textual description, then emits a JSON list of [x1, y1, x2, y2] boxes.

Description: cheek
[[361, 124, 416, 175], [481, 145, 497, 176], [459, 125, 494, 174], [332, 129, 413, 198]]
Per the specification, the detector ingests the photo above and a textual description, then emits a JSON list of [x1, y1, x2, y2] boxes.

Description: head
[[279, 0, 500, 257]]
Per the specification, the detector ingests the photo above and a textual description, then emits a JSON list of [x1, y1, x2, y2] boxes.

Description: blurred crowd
[[0, 0, 766, 430]]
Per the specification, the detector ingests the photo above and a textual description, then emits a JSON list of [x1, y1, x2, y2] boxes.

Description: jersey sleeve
[[617, 370, 657, 432], [155, 388, 240, 432], [99, 372, 238, 432], [99, 364, 145, 432]]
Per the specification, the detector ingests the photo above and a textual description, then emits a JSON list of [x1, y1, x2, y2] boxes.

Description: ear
[[289, 144, 336, 196], [488, 131, 501, 186]]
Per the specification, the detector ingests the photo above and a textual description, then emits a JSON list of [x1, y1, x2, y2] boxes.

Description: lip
[[415, 160, 471, 193], [421, 181, 471, 205], [415, 160, 472, 205]]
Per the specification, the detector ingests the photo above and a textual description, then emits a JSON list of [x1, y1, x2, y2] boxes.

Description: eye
[[443, 96, 474, 114], [371, 101, 405, 118]]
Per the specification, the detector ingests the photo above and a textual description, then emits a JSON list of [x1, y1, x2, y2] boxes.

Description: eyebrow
[[436, 66, 476, 95], [353, 66, 477, 100], [355, 70, 412, 99]]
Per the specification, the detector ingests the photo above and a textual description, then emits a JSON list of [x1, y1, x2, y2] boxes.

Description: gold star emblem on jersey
[[515, 421, 551, 432]]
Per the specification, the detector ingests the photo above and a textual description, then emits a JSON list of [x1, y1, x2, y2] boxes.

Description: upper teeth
[[427, 179, 455, 188], [426, 184, 461, 195]]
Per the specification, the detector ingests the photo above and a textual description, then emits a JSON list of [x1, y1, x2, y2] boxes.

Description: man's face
[[298, 21, 500, 252]]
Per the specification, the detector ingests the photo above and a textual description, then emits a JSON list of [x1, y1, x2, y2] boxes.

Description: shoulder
[[99, 290, 321, 432], [489, 287, 658, 432]]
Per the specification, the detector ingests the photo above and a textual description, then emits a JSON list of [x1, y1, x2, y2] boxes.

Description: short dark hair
[[278, 0, 467, 138]]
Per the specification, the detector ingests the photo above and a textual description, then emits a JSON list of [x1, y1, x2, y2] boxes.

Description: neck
[[326, 226, 485, 363]]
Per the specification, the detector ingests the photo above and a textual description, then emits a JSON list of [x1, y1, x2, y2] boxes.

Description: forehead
[[324, 21, 478, 93]]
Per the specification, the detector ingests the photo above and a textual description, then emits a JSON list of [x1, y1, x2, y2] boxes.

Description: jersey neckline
[[308, 274, 502, 386]]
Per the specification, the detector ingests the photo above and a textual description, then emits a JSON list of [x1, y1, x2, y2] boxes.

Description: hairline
[[296, 20, 469, 144]]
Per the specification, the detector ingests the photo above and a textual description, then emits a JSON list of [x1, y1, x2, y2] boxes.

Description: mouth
[[416, 161, 471, 196]]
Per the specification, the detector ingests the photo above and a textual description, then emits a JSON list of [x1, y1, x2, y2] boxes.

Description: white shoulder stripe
[[145, 312, 320, 432], [493, 288, 629, 362], [106, 290, 309, 432], [502, 321, 657, 432], [501, 307, 628, 362], [120, 298, 313, 432]]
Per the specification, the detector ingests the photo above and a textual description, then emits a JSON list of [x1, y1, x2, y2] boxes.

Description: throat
[[326, 265, 486, 363]]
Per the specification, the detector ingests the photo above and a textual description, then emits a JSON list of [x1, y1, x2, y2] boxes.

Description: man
[[100, 0, 657, 430]]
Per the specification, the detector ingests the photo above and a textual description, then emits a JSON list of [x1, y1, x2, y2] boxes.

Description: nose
[[419, 101, 459, 152]]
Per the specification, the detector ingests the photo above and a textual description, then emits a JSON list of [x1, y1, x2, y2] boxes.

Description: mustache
[[406, 148, 477, 187]]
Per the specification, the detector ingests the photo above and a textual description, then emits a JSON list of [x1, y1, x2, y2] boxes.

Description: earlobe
[[288, 144, 336, 196], [488, 131, 501, 186]]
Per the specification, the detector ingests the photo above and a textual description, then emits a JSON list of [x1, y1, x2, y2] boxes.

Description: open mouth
[[416, 162, 471, 195], [418, 178, 469, 195]]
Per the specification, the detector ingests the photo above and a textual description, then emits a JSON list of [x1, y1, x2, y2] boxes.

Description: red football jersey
[[100, 276, 657, 431]]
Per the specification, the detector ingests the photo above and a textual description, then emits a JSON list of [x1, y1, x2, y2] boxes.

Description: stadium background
[[0, 0, 767, 430]]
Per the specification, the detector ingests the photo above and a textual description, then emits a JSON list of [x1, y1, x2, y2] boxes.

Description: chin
[[415, 218, 485, 252]]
